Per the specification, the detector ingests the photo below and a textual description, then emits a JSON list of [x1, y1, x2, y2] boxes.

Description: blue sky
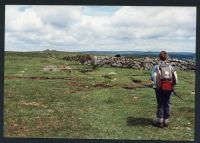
[[82, 6, 121, 16], [5, 6, 196, 52]]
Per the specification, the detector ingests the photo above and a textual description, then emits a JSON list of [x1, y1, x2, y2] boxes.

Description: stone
[[108, 72, 117, 75], [62, 55, 195, 71], [43, 65, 59, 71], [144, 57, 153, 62]]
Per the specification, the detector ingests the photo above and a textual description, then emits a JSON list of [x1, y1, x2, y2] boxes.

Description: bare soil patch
[[123, 82, 152, 90], [5, 76, 79, 81], [93, 83, 114, 88]]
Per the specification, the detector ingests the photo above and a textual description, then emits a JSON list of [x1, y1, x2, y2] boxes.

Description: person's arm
[[151, 65, 158, 88], [173, 71, 178, 84], [170, 65, 178, 84], [150, 65, 156, 81]]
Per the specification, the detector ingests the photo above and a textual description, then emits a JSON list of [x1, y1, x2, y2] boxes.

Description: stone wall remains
[[63, 55, 195, 71]]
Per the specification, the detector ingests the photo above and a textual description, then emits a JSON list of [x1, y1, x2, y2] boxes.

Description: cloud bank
[[5, 6, 196, 52]]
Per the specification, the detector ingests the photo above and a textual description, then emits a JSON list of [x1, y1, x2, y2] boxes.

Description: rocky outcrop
[[63, 55, 195, 71]]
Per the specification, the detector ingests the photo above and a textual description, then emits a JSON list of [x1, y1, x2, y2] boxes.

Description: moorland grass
[[4, 51, 195, 140]]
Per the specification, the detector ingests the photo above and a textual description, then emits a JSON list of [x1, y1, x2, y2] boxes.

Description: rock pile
[[63, 55, 195, 71]]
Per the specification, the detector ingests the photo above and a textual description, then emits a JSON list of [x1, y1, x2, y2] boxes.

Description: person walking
[[151, 51, 178, 128]]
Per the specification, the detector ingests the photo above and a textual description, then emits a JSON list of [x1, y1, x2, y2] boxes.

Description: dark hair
[[159, 51, 168, 61]]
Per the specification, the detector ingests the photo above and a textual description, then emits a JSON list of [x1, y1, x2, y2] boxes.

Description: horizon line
[[4, 50, 196, 53]]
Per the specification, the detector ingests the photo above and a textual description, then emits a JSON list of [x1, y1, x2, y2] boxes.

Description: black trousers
[[155, 89, 172, 120]]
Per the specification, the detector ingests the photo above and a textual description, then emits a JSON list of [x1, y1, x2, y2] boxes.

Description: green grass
[[4, 51, 195, 140]]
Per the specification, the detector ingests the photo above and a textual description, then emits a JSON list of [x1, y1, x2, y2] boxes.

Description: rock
[[62, 55, 195, 71], [80, 68, 93, 73], [144, 57, 153, 62], [87, 77, 94, 79], [186, 127, 191, 131], [111, 63, 122, 67], [111, 78, 117, 81], [43, 65, 72, 72], [180, 66, 187, 70], [43, 65, 59, 71], [143, 63, 153, 70], [122, 64, 129, 68], [108, 72, 117, 75], [170, 62, 176, 66], [58, 66, 72, 72], [103, 72, 117, 79]]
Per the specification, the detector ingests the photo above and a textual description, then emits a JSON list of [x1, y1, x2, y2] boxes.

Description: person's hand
[[148, 80, 154, 88]]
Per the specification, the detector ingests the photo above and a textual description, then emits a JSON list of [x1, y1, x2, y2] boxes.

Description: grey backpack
[[156, 63, 173, 91], [159, 63, 172, 80]]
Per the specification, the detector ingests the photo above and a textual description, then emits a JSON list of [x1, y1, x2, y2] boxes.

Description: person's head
[[159, 51, 168, 61]]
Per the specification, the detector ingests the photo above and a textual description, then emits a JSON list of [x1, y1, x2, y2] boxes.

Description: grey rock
[[63, 55, 195, 71]]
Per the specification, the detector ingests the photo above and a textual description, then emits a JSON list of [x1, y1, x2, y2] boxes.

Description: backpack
[[156, 63, 173, 91]]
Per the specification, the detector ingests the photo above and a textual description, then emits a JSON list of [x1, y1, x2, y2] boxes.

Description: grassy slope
[[4, 52, 195, 140]]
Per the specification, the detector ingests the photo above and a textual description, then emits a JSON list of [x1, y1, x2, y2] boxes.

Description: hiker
[[151, 51, 178, 128]]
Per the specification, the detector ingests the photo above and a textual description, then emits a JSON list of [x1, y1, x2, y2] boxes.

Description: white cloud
[[5, 6, 196, 52], [6, 6, 43, 32], [31, 6, 83, 28]]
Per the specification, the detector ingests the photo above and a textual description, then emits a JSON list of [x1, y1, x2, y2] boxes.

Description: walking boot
[[163, 119, 169, 127], [155, 118, 164, 128]]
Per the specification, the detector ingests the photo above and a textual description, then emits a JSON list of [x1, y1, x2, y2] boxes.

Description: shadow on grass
[[126, 117, 154, 127]]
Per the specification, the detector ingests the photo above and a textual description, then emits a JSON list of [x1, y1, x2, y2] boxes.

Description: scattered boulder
[[57, 65, 72, 71], [43, 65, 59, 71], [112, 62, 123, 67], [108, 72, 117, 75], [80, 67, 93, 73], [103, 72, 117, 79]]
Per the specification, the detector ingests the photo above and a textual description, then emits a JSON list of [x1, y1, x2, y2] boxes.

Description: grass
[[4, 51, 195, 140]]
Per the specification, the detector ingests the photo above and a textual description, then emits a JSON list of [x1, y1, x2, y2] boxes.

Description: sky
[[5, 6, 196, 52]]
